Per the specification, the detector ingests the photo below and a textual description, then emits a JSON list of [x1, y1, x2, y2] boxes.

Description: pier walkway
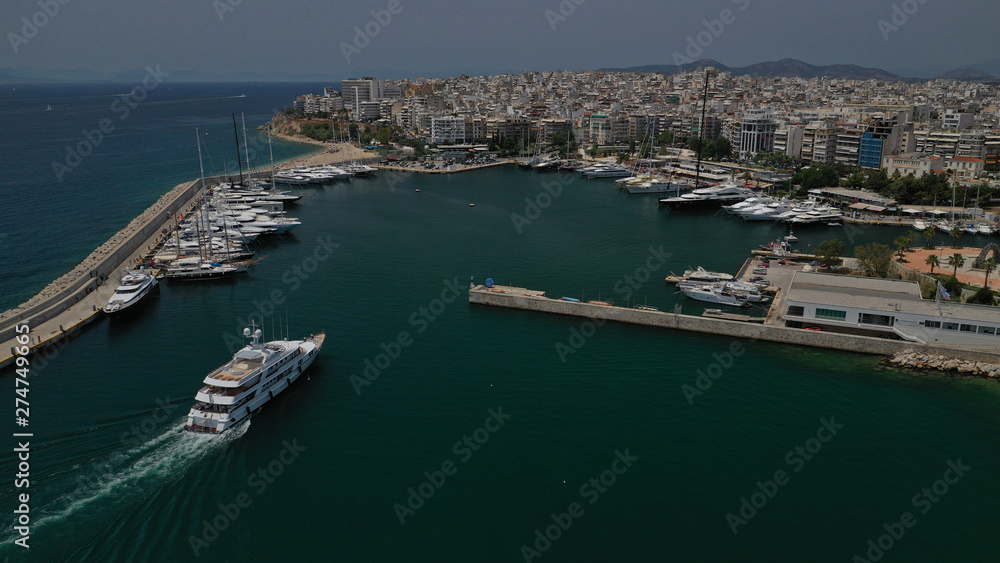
[[468, 284, 1000, 365], [0, 179, 206, 370]]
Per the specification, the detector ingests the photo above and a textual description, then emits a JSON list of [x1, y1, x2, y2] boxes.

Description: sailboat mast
[[695, 68, 711, 189], [242, 113, 253, 185], [232, 114, 244, 187], [196, 128, 210, 262], [268, 124, 277, 192]]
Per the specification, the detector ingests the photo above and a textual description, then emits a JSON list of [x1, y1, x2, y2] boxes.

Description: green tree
[[947, 253, 965, 278], [714, 137, 732, 160], [375, 127, 391, 145], [968, 286, 996, 305], [893, 235, 910, 260], [816, 239, 845, 266], [950, 226, 963, 248], [925, 254, 940, 274], [855, 243, 894, 277], [984, 257, 997, 289], [922, 229, 935, 249]]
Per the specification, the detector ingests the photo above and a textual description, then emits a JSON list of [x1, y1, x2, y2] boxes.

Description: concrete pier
[[468, 284, 1000, 366], [0, 179, 208, 369]]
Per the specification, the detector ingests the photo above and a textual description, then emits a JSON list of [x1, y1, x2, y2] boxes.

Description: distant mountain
[[934, 67, 997, 81], [598, 58, 908, 81]]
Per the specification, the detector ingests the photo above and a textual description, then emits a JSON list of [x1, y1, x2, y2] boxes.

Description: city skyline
[[3, 0, 1000, 81]]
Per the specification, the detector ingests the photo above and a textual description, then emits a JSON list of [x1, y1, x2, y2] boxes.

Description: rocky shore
[[0, 180, 198, 324], [886, 350, 1000, 378]]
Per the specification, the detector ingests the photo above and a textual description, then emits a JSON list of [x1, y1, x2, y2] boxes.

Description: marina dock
[[468, 282, 1000, 365]]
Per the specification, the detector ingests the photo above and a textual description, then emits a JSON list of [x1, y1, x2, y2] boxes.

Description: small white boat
[[912, 219, 927, 232]]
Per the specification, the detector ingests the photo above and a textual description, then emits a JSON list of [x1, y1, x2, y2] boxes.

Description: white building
[[943, 109, 973, 130], [431, 116, 466, 144], [783, 272, 1000, 347], [881, 153, 945, 177], [738, 109, 778, 158]]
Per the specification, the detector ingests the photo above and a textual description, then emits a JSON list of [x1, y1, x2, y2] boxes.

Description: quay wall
[[0, 178, 206, 344], [469, 288, 1000, 365]]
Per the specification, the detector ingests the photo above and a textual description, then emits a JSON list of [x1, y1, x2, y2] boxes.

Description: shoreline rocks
[[886, 350, 1000, 379]]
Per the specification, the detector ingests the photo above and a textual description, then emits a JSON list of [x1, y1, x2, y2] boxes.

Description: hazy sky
[[2, 0, 998, 79]]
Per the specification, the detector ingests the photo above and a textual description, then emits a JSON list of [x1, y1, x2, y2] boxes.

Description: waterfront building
[[774, 125, 804, 157], [737, 109, 778, 159], [808, 187, 897, 211], [801, 122, 841, 165], [782, 272, 1000, 347], [882, 153, 945, 177], [342, 78, 384, 107], [945, 156, 984, 179], [836, 127, 864, 167], [431, 116, 466, 144]]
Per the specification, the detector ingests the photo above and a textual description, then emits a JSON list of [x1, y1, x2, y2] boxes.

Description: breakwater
[[887, 351, 1000, 378], [0, 178, 207, 366], [469, 285, 1000, 369]]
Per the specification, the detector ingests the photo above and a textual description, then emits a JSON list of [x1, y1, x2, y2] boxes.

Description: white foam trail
[[23, 419, 227, 535]]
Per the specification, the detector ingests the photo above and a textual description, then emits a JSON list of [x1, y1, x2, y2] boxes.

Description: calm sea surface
[[1, 83, 998, 562]]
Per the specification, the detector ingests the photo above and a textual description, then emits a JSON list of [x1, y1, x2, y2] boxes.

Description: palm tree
[[925, 254, 940, 274], [947, 253, 965, 278], [985, 257, 997, 288], [950, 226, 963, 249]]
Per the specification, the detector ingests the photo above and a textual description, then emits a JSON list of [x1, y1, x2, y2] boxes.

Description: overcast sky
[[2, 0, 998, 79]]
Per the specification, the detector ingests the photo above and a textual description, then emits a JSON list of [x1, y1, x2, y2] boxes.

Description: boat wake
[[10, 419, 227, 540]]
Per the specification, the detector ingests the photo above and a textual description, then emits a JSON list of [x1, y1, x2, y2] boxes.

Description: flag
[[937, 282, 951, 301]]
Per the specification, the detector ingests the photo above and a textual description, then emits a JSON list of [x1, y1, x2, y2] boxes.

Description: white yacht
[[164, 260, 250, 281], [659, 179, 753, 208], [788, 210, 845, 225], [681, 285, 751, 307], [912, 219, 928, 232], [723, 196, 772, 215], [184, 327, 326, 434], [739, 200, 798, 221], [681, 266, 734, 283], [102, 270, 159, 317], [585, 165, 632, 178]]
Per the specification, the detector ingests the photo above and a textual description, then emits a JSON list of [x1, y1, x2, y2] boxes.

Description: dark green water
[[2, 167, 999, 562]]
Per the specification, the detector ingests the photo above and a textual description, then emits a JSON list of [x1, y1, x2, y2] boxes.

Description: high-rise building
[[737, 109, 777, 158]]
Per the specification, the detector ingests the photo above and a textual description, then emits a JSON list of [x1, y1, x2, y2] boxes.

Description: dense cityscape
[[291, 71, 999, 190]]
